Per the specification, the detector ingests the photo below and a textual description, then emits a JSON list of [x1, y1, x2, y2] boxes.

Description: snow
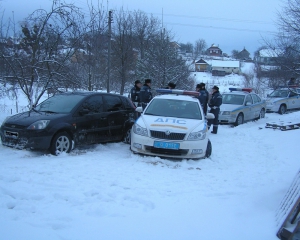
[[0, 67, 299, 240]]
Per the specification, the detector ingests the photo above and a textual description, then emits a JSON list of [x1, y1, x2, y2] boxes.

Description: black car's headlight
[[27, 120, 50, 130], [132, 123, 148, 137]]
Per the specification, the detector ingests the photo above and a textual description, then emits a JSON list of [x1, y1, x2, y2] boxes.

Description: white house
[[211, 60, 240, 75]]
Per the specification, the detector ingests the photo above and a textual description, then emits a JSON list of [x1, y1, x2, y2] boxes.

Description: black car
[[0, 91, 137, 155]]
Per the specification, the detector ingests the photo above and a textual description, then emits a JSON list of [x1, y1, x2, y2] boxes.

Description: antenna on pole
[[162, 8, 164, 29]]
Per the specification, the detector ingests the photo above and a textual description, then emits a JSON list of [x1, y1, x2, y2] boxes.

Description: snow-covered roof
[[211, 60, 240, 68], [259, 49, 282, 58]]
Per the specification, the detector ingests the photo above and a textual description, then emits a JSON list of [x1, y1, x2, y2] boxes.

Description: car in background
[[130, 89, 215, 160], [266, 86, 300, 114], [0, 92, 136, 155], [219, 88, 266, 126]]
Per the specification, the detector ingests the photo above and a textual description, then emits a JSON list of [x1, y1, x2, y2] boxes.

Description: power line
[[164, 22, 278, 34], [150, 12, 273, 25]]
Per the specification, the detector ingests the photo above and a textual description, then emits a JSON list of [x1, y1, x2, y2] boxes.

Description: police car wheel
[[205, 139, 212, 158], [235, 113, 244, 126], [257, 108, 265, 120], [278, 104, 287, 115]]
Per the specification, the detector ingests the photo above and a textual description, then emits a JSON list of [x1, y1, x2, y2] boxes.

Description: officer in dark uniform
[[196, 83, 209, 115], [130, 80, 142, 106], [167, 82, 176, 89], [208, 85, 222, 134], [139, 79, 153, 109]]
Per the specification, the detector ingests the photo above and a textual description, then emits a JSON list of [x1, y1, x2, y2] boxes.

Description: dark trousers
[[208, 108, 220, 133]]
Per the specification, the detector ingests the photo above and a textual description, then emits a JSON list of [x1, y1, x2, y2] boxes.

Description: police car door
[[251, 94, 262, 118], [288, 90, 300, 109], [244, 94, 254, 121]]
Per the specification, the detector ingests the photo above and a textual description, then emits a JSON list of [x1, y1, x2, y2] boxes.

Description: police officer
[[139, 79, 153, 109], [130, 80, 142, 106], [208, 85, 222, 134], [167, 82, 176, 89], [196, 83, 209, 115]]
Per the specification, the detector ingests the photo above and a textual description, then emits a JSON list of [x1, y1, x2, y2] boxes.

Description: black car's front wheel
[[50, 132, 72, 155], [123, 128, 131, 144]]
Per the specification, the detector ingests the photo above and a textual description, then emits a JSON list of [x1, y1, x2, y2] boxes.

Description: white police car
[[266, 87, 300, 114], [219, 88, 266, 126], [130, 89, 215, 160]]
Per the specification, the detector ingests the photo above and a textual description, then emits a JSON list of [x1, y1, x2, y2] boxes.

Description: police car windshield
[[145, 99, 202, 120], [223, 94, 245, 105], [269, 90, 289, 98]]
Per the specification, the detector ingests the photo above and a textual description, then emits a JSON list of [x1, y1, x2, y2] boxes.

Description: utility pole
[[107, 10, 112, 93]]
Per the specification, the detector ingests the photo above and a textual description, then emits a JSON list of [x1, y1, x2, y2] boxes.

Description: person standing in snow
[[130, 80, 142, 107], [139, 79, 153, 109], [207, 85, 222, 134], [196, 83, 209, 115]]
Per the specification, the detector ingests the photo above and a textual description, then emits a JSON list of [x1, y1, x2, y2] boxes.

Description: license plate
[[153, 141, 180, 150]]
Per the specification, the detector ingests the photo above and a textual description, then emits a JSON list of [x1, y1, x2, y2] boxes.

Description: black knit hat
[[135, 80, 141, 85], [145, 79, 152, 84], [196, 84, 201, 89], [212, 85, 219, 91], [168, 82, 176, 89]]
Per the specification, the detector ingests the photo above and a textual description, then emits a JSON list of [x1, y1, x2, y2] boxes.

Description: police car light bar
[[156, 89, 199, 96], [229, 87, 252, 93]]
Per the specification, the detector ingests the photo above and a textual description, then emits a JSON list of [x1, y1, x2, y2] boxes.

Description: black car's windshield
[[144, 99, 202, 120], [269, 90, 289, 98], [35, 94, 86, 113], [223, 94, 245, 105]]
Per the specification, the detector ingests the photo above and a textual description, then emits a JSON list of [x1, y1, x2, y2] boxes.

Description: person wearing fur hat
[[139, 79, 153, 109], [208, 85, 222, 134], [130, 80, 142, 106], [167, 82, 176, 89]]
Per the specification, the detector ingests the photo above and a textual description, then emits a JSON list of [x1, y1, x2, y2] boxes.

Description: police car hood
[[220, 104, 244, 112], [138, 115, 205, 133]]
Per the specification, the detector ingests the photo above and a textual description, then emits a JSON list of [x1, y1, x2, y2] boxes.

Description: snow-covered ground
[[0, 66, 299, 240]]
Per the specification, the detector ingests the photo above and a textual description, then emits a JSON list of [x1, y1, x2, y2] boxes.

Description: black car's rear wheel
[[50, 132, 72, 155]]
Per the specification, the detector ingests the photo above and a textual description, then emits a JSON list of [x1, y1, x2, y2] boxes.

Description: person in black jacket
[[130, 80, 142, 106], [208, 85, 222, 134], [167, 82, 176, 89], [139, 79, 153, 109], [196, 83, 209, 115]]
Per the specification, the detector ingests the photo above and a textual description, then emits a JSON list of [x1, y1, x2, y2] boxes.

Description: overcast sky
[[1, 0, 283, 56]]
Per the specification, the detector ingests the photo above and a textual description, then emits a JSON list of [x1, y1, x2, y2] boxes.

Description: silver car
[[219, 88, 266, 126], [266, 87, 300, 114]]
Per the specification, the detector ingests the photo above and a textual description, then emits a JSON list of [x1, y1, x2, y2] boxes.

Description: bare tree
[[136, 29, 192, 90], [193, 38, 207, 61], [111, 8, 139, 95], [1, 0, 87, 108], [260, 0, 300, 86], [132, 10, 160, 60]]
